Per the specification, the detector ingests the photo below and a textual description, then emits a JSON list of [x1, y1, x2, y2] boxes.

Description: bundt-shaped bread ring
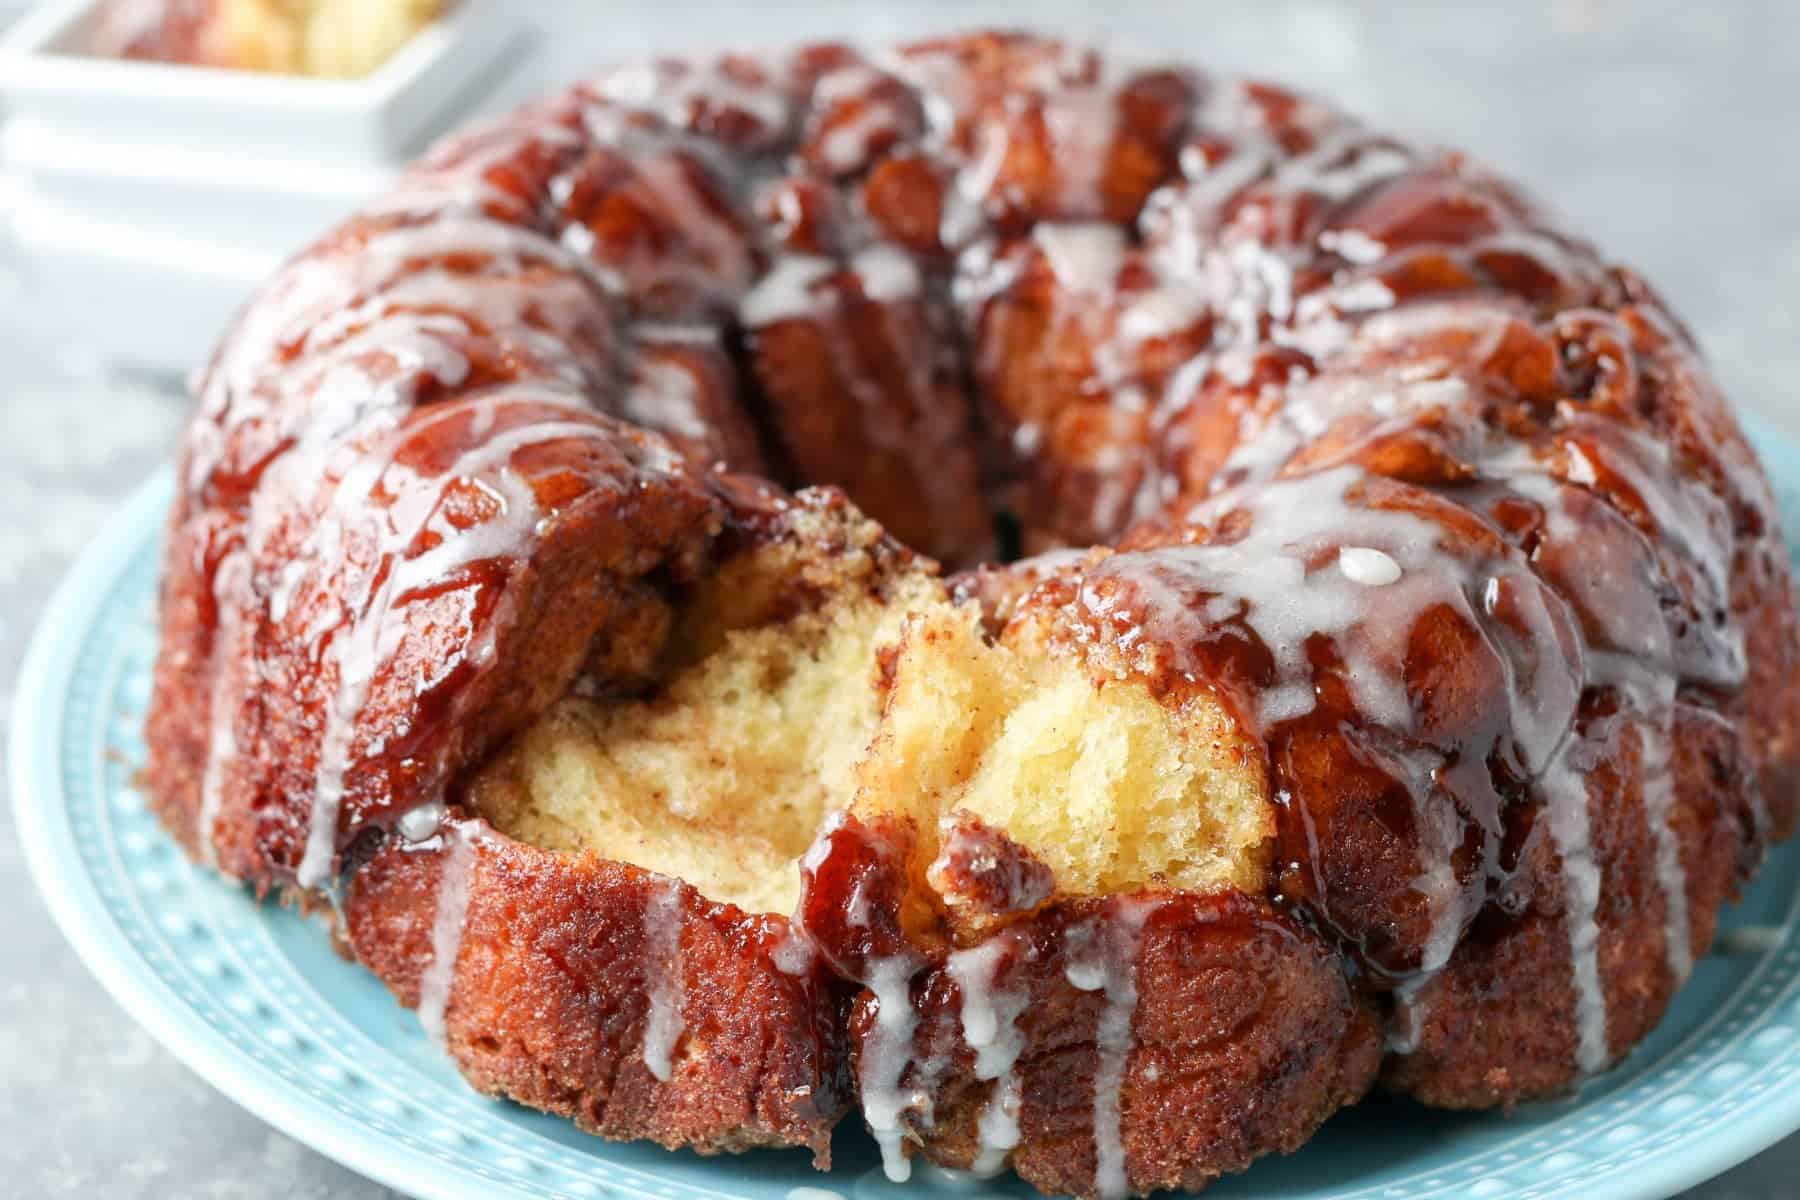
[[145, 29, 1800, 1198]]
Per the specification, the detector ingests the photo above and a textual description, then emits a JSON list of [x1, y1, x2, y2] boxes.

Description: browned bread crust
[[799, 812, 1383, 1196], [345, 824, 851, 1161]]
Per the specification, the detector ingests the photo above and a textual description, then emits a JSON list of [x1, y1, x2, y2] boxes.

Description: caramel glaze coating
[[344, 825, 853, 1162], [935, 264, 1799, 1128], [145, 393, 721, 879], [1097, 280, 1798, 1104], [143, 27, 1800, 1194]]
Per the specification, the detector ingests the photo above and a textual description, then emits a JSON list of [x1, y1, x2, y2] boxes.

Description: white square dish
[[0, 0, 528, 163], [0, 0, 531, 375]]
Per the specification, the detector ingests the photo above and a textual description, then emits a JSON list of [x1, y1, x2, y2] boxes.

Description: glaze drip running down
[[1066, 902, 1160, 1200], [862, 956, 924, 1183], [641, 876, 687, 1082], [417, 820, 478, 1050], [944, 933, 1029, 1177], [141, 27, 1800, 1200]]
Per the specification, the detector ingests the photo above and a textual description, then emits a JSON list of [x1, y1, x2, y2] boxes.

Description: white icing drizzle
[[642, 876, 687, 1082], [1065, 902, 1159, 1200], [1087, 464, 1472, 729], [810, 64, 903, 174], [818, 105, 891, 174], [1275, 125, 1413, 204], [1118, 286, 1207, 344], [973, 1072, 1024, 1179], [436, 253, 599, 366], [1565, 420, 1742, 664], [358, 216, 615, 300], [1033, 222, 1127, 296], [1065, 960, 1107, 992], [1318, 227, 1388, 265], [1588, 643, 1697, 989], [799, 808, 848, 879], [1384, 748, 1470, 1053], [1024, 45, 1145, 219], [284, 308, 479, 403], [371, 118, 587, 222], [397, 800, 447, 844], [418, 821, 478, 1049], [739, 255, 836, 328], [1509, 460, 1704, 999], [771, 925, 816, 975], [195, 550, 251, 868], [877, 42, 978, 156], [1041, 87, 1119, 219], [1493, 485, 1610, 1076], [186, 196, 619, 508], [945, 937, 1029, 1177], [625, 357, 710, 443], [1386, 984, 1428, 1057], [294, 407, 627, 888], [845, 882, 873, 930], [890, 42, 1165, 246], [295, 461, 542, 886], [1024, 220, 1189, 534], [1541, 753, 1610, 1074], [861, 956, 922, 1183], [630, 151, 754, 289], [946, 119, 1011, 249], [1641, 732, 1694, 984], [1091, 939, 1137, 1200], [1338, 545, 1402, 586], [596, 54, 795, 149], [851, 244, 922, 304]]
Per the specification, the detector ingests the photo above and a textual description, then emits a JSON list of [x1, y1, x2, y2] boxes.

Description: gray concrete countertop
[[1, 1, 1795, 1196]]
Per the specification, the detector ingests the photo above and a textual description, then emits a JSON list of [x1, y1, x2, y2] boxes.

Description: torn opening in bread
[[468, 501, 1271, 919]]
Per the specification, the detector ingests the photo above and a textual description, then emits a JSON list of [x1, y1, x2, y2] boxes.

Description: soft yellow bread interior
[[468, 536, 946, 916], [852, 606, 1272, 900], [468, 514, 1272, 917]]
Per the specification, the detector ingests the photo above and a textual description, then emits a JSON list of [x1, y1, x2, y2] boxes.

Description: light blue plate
[[15, 416, 1800, 1200]]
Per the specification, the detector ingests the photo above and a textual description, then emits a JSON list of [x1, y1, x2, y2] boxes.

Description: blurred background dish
[[87, 0, 454, 78], [0, 0, 526, 374], [1, 3, 1798, 1198]]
